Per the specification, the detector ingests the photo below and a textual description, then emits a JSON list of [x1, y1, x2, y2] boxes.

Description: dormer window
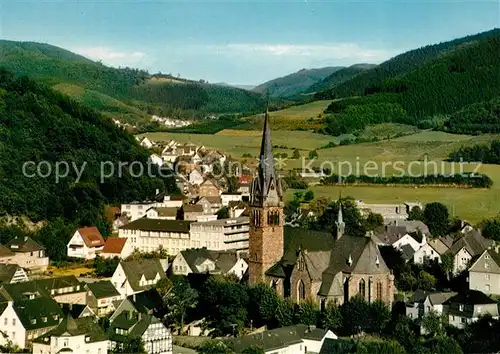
[[51, 289, 55, 295], [76, 285, 80, 291], [42, 317, 47, 323], [30, 319, 36, 324], [44, 337, 49, 342], [459, 304, 464, 312], [85, 336, 90, 342], [53, 315, 58, 320]]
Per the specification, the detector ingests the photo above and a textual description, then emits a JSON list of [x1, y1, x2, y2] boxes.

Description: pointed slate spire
[[250, 99, 283, 206], [335, 193, 345, 239], [258, 106, 275, 194]]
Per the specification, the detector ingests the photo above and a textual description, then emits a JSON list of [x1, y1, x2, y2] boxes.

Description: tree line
[[448, 139, 500, 163], [320, 173, 492, 188]]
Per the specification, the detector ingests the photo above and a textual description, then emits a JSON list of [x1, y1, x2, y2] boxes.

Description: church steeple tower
[[335, 196, 345, 240], [248, 107, 284, 285]]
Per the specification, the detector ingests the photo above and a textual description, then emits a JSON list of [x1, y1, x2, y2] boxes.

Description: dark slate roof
[[128, 289, 164, 314], [374, 225, 408, 244], [226, 325, 328, 353], [0, 244, 15, 257], [109, 311, 163, 342], [33, 315, 107, 344], [445, 230, 493, 257], [86, 281, 120, 299], [444, 290, 496, 306], [119, 218, 192, 233], [0, 264, 22, 284], [182, 204, 204, 213], [266, 226, 390, 298], [13, 297, 64, 330], [119, 259, 166, 292], [427, 292, 457, 306], [407, 289, 429, 304], [60, 303, 95, 319], [179, 249, 240, 274], [1, 276, 83, 301], [400, 244, 416, 261], [154, 207, 179, 217], [6, 237, 44, 252]]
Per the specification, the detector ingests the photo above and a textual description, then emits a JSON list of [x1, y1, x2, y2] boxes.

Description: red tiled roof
[[77, 227, 105, 248], [101, 238, 127, 254]]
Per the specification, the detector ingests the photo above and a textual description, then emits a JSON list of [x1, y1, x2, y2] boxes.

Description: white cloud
[[219, 43, 393, 62], [72, 46, 147, 67]]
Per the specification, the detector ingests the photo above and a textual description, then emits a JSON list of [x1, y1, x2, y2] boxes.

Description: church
[[247, 110, 395, 306]]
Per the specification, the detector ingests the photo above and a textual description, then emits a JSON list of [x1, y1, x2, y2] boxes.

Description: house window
[[461, 317, 466, 324], [376, 282, 383, 300], [4, 318, 7, 326], [359, 279, 366, 299], [485, 274, 490, 280], [12, 318, 16, 326], [298, 258, 305, 271], [64, 339, 68, 347], [459, 304, 464, 312], [485, 284, 491, 292], [485, 262, 490, 269], [42, 317, 47, 323]]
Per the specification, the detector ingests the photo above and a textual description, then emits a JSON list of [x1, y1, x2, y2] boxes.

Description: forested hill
[[319, 29, 500, 135], [315, 28, 500, 100], [306, 64, 376, 94], [0, 69, 177, 259], [252, 67, 344, 98], [0, 40, 266, 125]]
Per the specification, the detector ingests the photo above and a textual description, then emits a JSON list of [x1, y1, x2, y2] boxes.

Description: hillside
[[0, 40, 266, 126], [306, 64, 376, 94], [315, 28, 500, 100], [318, 29, 500, 135], [252, 67, 343, 98], [0, 68, 177, 259]]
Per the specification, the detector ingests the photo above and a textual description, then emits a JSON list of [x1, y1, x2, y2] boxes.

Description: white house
[[0, 264, 28, 285], [226, 324, 337, 354], [32, 315, 108, 354], [413, 239, 446, 264], [67, 227, 105, 260], [189, 169, 204, 186], [468, 248, 500, 295], [140, 137, 154, 149], [121, 202, 155, 222], [171, 249, 248, 279], [0, 297, 64, 349], [111, 259, 167, 297], [0, 301, 27, 349], [109, 311, 172, 354], [149, 153, 163, 167], [446, 290, 499, 329], [445, 230, 493, 274], [145, 207, 178, 220], [100, 238, 133, 260], [221, 193, 243, 207]]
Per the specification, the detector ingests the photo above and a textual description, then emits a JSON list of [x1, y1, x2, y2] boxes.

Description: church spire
[[335, 197, 345, 240], [250, 101, 283, 206]]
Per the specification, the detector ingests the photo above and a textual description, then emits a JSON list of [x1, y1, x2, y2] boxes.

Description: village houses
[[111, 259, 168, 297]]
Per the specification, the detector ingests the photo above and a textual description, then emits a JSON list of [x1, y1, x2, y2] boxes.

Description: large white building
[[118, 217, 250, 255], [190, 217, 249, 251]]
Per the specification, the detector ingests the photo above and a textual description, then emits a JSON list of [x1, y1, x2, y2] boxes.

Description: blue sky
[[1, 0, 499, 85]]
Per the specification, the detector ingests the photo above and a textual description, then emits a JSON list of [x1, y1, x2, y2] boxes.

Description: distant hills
[[252, 67, 344, 98], [306, 64, 377, 94], [0, 40, 266, 127], [313, 28, 500, 135]]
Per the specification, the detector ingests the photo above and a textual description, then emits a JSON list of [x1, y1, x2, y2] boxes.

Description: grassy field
[[141, 129, 500, 223], [54, 83, 149, 124], [238, 100, 333, 130]]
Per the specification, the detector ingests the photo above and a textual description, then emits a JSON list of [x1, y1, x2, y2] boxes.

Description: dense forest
[[0, 40, 266, 126], [448, 140, 500, 164], [444, 96, 500, 134], [252, 67, 343, 98], [314, 29, 500, 135], [306, 64, 376, 94], [0, 69, 178, 258]]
